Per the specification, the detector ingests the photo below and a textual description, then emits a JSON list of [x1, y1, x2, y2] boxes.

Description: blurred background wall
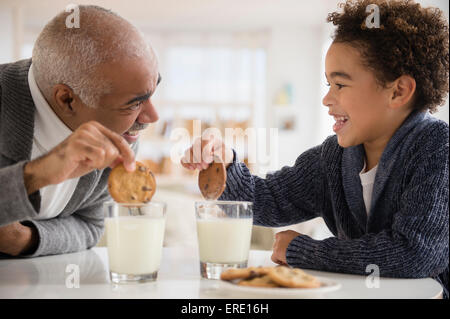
[[1, 0, 448, 250]]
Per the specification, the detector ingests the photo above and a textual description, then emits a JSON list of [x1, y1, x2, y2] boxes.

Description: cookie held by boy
[[198, 159, 227, 200]]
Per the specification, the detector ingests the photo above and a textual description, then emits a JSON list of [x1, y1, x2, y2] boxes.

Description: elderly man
[[0, 5, 160, 257]]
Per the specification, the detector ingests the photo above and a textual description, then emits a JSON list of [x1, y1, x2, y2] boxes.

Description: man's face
[[322, 42, 394, 148], [72, 55, 160, 144]]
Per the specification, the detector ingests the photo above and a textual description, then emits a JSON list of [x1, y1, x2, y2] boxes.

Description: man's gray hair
[[32, 5, 153, 108]]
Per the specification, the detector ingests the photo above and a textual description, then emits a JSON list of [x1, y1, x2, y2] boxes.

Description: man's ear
[[52, 84, 75, 116], [390, 75, 416, 109]]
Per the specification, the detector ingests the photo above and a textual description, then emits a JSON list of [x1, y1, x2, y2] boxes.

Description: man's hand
[[271, 230, 301, 265], [23, 121, 136, 194], [180, 134, 233, 171], [0, 222, 38, 256]]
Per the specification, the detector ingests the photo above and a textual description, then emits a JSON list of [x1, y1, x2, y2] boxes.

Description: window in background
[[140, 43, 267, 179]]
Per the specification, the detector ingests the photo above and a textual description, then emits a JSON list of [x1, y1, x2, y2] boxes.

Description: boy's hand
[[180, 135, 233, 171], [271, 230, 301, 265]]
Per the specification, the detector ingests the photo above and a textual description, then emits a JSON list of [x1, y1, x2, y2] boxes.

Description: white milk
[[106, 216, 165, 275], [196, 218, 253, 264]]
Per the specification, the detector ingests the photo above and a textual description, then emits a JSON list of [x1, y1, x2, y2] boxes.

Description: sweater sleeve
[[19, 187, 108, 257], [219, 145, 323, 227], [286, 142, 449, 279], [0, 161, 40, 226], [11, 141, 138, 257]]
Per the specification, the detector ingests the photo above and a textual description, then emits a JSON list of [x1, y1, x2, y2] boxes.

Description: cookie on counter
[[268, 266, 321, 288], [238, 275, 280, 288], [220, 266, 271, 281]]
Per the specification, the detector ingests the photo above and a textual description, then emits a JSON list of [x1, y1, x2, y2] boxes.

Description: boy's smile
[[323, 42, 391, 148], [322, 42, 414, 169]]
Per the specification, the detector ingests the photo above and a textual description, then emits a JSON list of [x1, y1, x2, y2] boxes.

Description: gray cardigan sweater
[[220, 110, 449, 298], [0, 59, 116, 257]]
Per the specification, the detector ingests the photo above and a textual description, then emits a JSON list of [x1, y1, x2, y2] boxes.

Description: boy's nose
[[322, 90, 333, 108], [137, 100, 159, 124]]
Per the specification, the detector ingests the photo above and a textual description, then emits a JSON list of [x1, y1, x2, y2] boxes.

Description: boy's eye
[[326, 82, 346, 90]]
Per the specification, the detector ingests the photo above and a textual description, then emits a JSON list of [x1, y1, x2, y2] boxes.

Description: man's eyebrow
[[327, 71, 353, 80], [125, 92, 151, 105], [123, 73, 161, 106]]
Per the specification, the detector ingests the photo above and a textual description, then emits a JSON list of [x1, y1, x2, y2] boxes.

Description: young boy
[[181, 0, 449, 298]]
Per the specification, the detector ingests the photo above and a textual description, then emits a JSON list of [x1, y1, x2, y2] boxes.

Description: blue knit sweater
[[220, 110, 449, 298]]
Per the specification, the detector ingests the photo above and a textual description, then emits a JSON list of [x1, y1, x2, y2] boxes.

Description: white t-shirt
[[359, 161, 378, 216], [28, 64, 80, 220]]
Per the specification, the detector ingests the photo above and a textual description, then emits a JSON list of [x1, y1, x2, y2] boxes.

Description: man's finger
[[71, 139, 108, 169], [76, 129, 120, 168], [109, 156, 123, 169], [90, 122, 135, 172]]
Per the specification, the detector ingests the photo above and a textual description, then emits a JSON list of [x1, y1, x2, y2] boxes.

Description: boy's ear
[[390, 75, 416, 109]]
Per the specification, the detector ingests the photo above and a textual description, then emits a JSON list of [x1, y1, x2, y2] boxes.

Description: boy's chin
[[336, 135, 356, 148]]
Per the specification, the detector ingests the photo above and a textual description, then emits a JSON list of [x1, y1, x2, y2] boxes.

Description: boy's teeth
[[334, 116, 349, 122]]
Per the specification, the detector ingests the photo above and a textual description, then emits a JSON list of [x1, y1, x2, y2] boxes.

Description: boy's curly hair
[[327, 0, 449, 113]]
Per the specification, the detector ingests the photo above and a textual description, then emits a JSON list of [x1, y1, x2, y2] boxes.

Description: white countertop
[[0, 247, 443, 299]]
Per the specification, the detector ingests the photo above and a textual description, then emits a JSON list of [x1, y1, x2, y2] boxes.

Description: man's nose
[[137, 99, 159, 124]]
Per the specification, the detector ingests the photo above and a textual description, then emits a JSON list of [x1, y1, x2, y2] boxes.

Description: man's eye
[[128, 101, 143, 110]]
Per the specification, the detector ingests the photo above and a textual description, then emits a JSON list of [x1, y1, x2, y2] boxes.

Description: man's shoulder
[[0, 61, 14, 75], [0, 59, 32, 83]]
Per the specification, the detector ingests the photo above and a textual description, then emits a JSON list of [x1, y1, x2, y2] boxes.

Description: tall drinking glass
[[104, 201, 166, 284], [195, 201, 253, 279]]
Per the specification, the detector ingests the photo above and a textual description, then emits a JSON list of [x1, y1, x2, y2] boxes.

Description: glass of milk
[[195, 201, 253, 279], [104, 201, 166, 284]]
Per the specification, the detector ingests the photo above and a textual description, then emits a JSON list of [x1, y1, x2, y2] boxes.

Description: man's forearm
[[23, 158, 49, 195]]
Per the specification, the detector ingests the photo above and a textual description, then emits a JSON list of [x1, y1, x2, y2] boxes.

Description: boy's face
[[323, 42, 395, 148]]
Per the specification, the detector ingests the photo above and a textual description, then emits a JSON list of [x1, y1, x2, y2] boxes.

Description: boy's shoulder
[[401, 114, 449, 167], [410, 114, 449, 151]]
